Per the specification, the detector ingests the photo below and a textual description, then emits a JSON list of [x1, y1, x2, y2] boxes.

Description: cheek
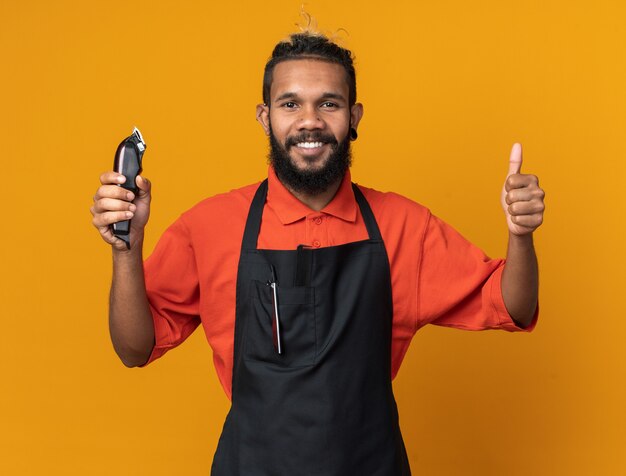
[[329, 113, 351, 136], [268, 115, 290, 138], [332, 123, 350, 140]]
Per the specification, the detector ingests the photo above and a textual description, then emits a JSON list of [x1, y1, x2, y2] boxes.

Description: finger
[[92, 197, 137, 214], [92, 210, 134, 227], [505, 173, 539, 192], [97, 226, 132, 250], [96, 225, 120, 243], [136, 175, 151, 196], [505, 186, 544, 205], [94, 184, 135, 202], [100, 171, 126, 185], [507, 142, 523, 176], [508, 200, 545, 216], [510, 214, 543, 228]]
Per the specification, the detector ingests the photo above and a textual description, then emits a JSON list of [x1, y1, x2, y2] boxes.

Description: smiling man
[[261, 54, 362, 207], [91, 32, 544, 475]]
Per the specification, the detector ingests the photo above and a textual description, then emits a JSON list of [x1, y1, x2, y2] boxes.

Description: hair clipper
[[111, 127, 146, 249]]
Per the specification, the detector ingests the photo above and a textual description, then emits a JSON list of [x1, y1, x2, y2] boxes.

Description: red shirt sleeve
[[418, 213, 537, 332], [140, 216, 202, 366]]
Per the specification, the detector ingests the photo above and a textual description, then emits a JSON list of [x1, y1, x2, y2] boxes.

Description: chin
[[289, 153, 330, 170]]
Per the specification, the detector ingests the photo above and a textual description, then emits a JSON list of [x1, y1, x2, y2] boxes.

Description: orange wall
[[1, 1, 624, 474]]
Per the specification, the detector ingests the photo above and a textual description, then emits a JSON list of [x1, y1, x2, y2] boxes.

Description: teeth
[[296, 142, 324, 149]]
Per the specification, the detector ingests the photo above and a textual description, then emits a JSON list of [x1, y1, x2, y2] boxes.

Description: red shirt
[[143, 166, 536, 399]]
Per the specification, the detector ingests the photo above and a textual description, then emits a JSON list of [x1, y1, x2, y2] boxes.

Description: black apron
[[211, 180, 411, 475]]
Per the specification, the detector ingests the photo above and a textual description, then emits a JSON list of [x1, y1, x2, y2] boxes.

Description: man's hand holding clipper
[[91, 172, 151, 252], [90, 130, 155, 367]]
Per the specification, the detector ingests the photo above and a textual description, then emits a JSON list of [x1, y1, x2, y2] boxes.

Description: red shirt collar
[[267, 165, 358, 225]]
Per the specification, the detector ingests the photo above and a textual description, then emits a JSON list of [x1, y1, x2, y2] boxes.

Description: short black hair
[[263, 32, 357, 106]]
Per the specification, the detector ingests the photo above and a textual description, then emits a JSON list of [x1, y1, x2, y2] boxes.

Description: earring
[[350, 127, 358, 141]]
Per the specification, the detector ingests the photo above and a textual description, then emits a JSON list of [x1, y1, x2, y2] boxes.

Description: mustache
[[284, 132, 338, 149]]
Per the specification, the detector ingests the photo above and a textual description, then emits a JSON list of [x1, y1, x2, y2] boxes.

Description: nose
[[297, 105, 324, 130]]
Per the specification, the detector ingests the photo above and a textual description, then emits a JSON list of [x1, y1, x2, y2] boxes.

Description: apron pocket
[[245, 280, 316, 367]]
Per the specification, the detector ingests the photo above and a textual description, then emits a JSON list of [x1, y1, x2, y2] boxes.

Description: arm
[[500, 143, 545, 328], [91, 172, 155, 367], [109, 242, 155, 367], [501, 233, 538, 328]]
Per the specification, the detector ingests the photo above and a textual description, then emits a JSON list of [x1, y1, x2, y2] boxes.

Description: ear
[[256, 103, 271, 136], [350, 103, 364, 131]]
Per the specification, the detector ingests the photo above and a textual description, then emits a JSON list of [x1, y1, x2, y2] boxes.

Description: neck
[[283, 177, 343, 211]]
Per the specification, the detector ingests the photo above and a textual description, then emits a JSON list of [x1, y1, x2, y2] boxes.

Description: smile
[[295, 142, 325, 149]]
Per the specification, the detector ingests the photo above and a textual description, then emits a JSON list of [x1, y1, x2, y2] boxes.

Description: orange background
[[1, 1, 624, 474]]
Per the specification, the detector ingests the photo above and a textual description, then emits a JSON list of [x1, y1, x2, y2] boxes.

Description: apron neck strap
[[351, 183, 383, 241], [241, 178, 383, 251], [241, 179, 269, 250]]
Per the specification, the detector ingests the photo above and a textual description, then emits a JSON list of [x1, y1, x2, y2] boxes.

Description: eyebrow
[[274, 91, 347, 102]]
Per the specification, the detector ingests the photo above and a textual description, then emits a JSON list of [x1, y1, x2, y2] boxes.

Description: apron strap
[[241, 178, 383, 250], [241, 179, 269, 251], [352, 183, 383, 242]]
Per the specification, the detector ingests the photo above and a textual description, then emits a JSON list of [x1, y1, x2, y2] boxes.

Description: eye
[[281, 101, 298, 109], [320, 102, 338, 108]]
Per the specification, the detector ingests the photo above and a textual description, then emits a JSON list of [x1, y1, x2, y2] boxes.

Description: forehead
[[270, 59, 349, 100]]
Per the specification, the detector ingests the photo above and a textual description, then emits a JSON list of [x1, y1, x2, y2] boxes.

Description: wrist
[[508, 231, 534, 248], [112, 236, 144, 261]]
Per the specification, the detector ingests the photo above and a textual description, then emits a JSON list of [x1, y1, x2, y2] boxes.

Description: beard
[[268, 127, 352, 195]]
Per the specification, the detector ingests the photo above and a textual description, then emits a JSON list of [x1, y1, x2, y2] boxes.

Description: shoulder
[[356, 183, 432, 225], [171, 182, 260, 244], [178, 181, 261, 229]]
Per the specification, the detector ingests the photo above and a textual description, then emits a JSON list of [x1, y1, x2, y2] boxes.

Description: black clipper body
[[112, 127, 146, 249]]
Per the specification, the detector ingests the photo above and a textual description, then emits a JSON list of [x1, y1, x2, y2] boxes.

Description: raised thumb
[[508, 142, 523, 176]]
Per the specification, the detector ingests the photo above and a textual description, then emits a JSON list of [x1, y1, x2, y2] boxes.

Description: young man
[[91, 32, 544, 475]]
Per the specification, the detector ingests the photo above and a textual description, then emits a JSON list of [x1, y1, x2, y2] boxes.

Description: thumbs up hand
[[501, 143, 545, 236]]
